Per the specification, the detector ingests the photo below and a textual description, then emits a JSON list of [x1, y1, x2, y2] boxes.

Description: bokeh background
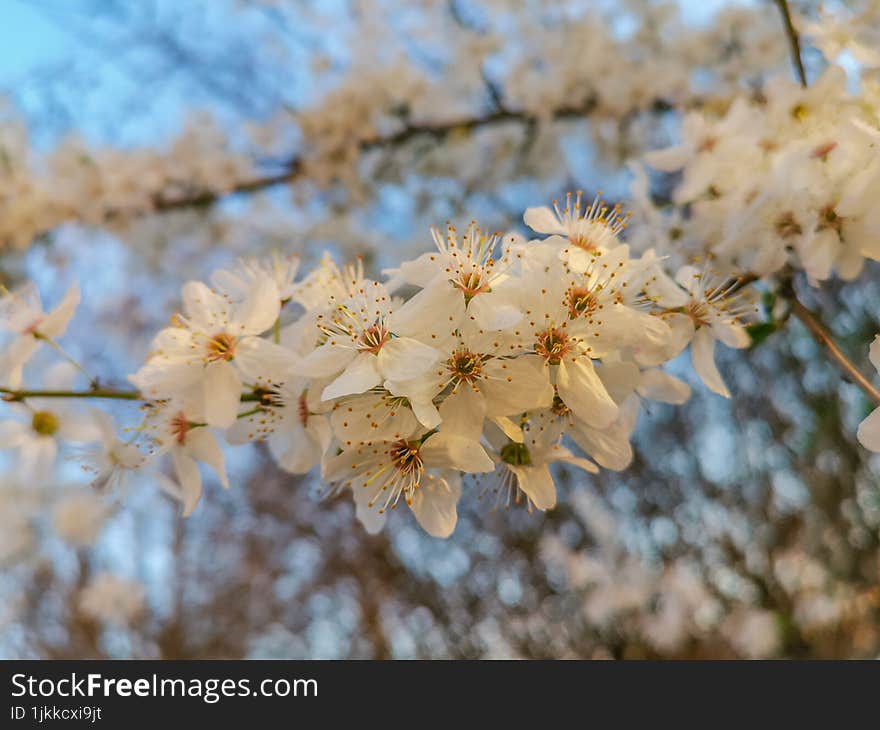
[[1, 0, 879, 659]]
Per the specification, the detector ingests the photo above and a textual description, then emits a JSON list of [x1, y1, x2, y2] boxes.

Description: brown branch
[[140, 100, 600, 215], [773, 0, 807, 87], [791, 299, 880, 405]]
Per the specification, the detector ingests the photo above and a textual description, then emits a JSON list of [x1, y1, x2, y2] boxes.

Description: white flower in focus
[[144, 399, 228, 517], [0, 282, 79, 388], [857, 335, 880, 452], [323, 430, 494, 537], [483, 422, 598, 513], [130, 277, 288, 427], [228, 379, 333, 475], [295, 279, 440, 402], [524, 191, 630, 273], [666, 263, 756, 398], [79, 573, 145, 625], [385, 222, 521, 330]]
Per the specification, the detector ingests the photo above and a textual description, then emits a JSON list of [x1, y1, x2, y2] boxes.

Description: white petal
[[466, 294, 522, 331], [857, 408, 880, 453], [438, 387, 487, 443], [523, 206, 566, 235], [481, 356, 553, 416], [376, 337, 439, 382], [294, 342, 356, 378], [186, 429, 228, 488], [386, 277, 464, 340], [322, 352, 382, 401], [410, 473, 461, 538], [170, 450, 203, 517], [637, 369, 692, 404], [39, 283, 80, 338], [490, 416, 524, 443], [711, 321, 751, 350], [235, 337, 292, 384], [556, 357, 618, 429], [510, 464, 556, 510], [182, 281, 230, 331], [691, 327, 730, 398], [420, 432, 494, 473], [232, 278, 281, 335], [869, 335, 880, 373], [203, 362, 242, 428]]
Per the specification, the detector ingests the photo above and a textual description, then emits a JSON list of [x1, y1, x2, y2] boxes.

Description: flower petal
[[857, 407, 880, 452], [203, 362, 242, 428], [376, 337, 439, 382], [691, 327, 730, 397], [556, 357, 618, 429], [410, 473, 461, 538], [322, 352, 382, 401], [420, 432, 494, 473]]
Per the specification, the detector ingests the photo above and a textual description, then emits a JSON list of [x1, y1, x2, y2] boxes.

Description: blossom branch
[[0, 387, 267, 404], [773, 0, 807, 87], [127, 100, 605, 216], [790, 299, 880, 405]]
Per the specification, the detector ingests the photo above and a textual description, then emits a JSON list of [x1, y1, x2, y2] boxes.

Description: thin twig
[[773, 0, 808, 87], [790, 299, 880, 405], [0, 387, 265, 403]]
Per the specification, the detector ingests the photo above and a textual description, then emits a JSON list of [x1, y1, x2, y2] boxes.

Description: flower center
[[446, 348, 484, 384], [23, 317, 44, 336], [358, 323, 390, 354], [389, 440, 423, 476], [569, 234, 597, 252], [31, 410, 60, 436], [168, 411, 191, 445], [535, 327, 571, 365], [454, 270, 490, 302], [500, 441, 531, 466], [205, 332, 237, 362], [685, 301, 710, 326], [566, 286, 599, 319]]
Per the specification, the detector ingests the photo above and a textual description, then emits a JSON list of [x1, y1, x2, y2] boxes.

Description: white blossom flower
[[524, 191, 630, 273], [323, 430, 493, 537], [483, 420, 598, 512], [385, 222, 521, 330], [143, 399, 228, 516], [130, 276, 288, 427], [295, 279, 440, 402], [664, 263, 756, 398], [0, 282, 79, 388]]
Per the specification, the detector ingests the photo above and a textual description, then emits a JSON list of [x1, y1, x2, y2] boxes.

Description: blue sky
[[0, 1, 72, 82]]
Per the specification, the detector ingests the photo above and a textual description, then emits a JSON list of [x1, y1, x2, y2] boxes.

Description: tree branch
[[790, 299, 880, 405], [773, 0, 807, 87], [0, 387, 265, 403], [133, 100, 601, 216]]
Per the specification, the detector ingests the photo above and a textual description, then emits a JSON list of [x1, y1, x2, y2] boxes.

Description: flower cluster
[[1, 193, 766, 537], [644, 66, 880, 284]]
